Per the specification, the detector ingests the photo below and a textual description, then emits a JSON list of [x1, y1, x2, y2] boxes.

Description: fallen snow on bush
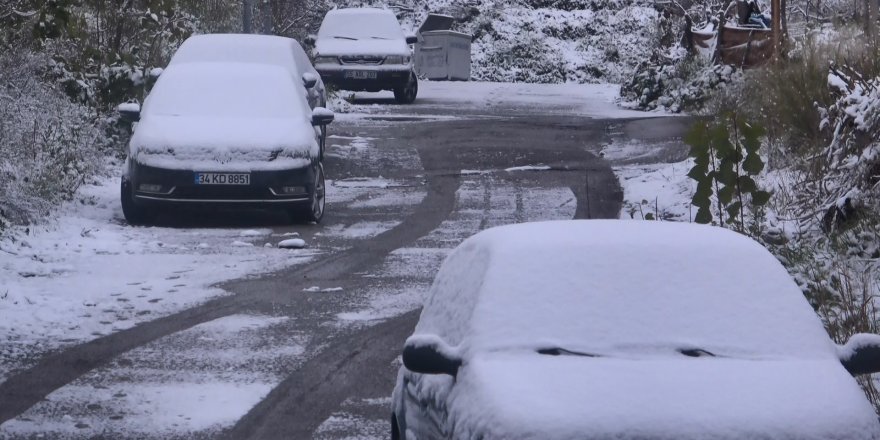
[[0, 50, 105, 230]]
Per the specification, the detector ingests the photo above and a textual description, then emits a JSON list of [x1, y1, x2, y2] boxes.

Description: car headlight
[[384, 55, 410, 65], [314, 56, 338, 64]]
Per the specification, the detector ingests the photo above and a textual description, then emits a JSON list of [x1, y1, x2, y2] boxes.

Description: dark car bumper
[[316, 67, 411, 92], [129, 162, 315, 209]]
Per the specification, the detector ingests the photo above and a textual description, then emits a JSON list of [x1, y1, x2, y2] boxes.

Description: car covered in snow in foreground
[[119, 63, 334, 225], [310, 8, 419, 104], [392, 220, 880, 440]]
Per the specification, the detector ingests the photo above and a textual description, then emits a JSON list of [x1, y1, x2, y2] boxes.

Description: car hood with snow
[[315, 38, 410, 57], [129, 63, 318, 172], [451, 353, 879, 439], [402, 221, 880, 439]]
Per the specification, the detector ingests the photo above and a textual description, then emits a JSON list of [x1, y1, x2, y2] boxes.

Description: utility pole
[[242, 0, 253, 34]]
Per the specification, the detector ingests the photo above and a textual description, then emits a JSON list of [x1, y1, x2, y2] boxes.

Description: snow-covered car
[[168, 33, 327, 110], [310, 8, 419, 104], [118, 63, 334, 225], [167, 33, 330, 156], [392, 220, 880, 440]]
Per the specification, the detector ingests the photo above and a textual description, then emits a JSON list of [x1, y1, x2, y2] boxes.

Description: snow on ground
[[616, 161, 694, 221], [1, 313, 308, 437], [335, 179, 578, 325], [601, 139, 695, 221], [337, 82, 668, 119], [313, 396, 395, 440], [0, 175, 318, 382], [322, 221, 403, 240]]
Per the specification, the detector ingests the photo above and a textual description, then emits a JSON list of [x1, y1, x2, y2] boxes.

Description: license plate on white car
[[195, 173, 250, 185], [344, 70, 378, 79]]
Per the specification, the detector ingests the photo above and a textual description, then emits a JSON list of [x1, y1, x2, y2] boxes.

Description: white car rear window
[[144, 63, 307, 119]]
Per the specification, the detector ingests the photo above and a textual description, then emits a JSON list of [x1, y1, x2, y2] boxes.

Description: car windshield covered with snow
[[121, 63, 331, 226], [392, 221, 880, 440], [318, 8, 405, 40], [313, 8, 419, 104], [168, 34, 326, 109]]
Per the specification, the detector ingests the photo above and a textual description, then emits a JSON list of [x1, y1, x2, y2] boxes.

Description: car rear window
[[144, 63, 308, 120]]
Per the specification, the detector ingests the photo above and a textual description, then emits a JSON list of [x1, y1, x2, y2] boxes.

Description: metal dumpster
[[414, 14, 472, 81]]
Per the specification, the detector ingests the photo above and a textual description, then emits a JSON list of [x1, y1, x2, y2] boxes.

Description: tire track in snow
[[0, 167, 460, 428]]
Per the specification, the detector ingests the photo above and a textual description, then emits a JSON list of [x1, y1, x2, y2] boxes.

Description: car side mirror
[[118, 102, 141, 123], [405, 34, 418, 45], [839, 334, 880, 375], [303, 72, 319, 89], [402, 334, 461, 376], [311, 107, 334, 126], [304, 34, 317, 46]]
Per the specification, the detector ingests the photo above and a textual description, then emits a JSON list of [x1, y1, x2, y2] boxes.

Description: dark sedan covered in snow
[[119, 63, 334, 225], [393, 220, 880, 440]]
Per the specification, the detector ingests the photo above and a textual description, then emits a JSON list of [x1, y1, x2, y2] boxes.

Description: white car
[[393, 220, 880, 440], [118, 63, 334, 225], [311, 8, 419, 104]]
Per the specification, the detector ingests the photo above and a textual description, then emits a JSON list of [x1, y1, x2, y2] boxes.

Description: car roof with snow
[[415, 220, 836, 359], [318, 8, 405, 40], [168, 33, 315, 77], [143, 62, 310, 119]]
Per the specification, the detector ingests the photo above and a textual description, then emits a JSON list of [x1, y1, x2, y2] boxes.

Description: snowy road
[[0, 82, 691, 439]]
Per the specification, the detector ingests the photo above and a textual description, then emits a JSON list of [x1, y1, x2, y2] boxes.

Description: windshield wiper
[[678, 348, 716, 357], [370, 36, 391, 40], [332, 35, 358, 40], [537, 347, 599, 357]]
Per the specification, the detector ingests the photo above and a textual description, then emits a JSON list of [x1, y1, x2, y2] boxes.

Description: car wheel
[[120, 178, 152, 226], [394, 73, 418, 104], [290, 162, 325, 224]]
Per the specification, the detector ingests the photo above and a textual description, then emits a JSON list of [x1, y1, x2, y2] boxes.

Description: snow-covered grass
[[0, 173, 318, 382]]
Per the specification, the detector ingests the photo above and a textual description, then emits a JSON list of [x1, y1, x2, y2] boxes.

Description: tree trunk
[[242, 0, 253, 34], [868, 0, 877, 38]]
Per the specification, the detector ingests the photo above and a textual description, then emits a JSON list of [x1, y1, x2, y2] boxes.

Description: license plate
[[195, 173, 250, 185], [344, 70, 378, 79]]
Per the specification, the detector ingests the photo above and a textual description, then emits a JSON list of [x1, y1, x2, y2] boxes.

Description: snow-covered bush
[[621, 55, 741, 112], [0, 49, 103, 231], [714, 29, 880, 409], [400, 0, 659, 84], [476, 33, 568, 83]]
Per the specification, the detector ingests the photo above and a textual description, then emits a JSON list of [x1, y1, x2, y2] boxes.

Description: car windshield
[[169, 34, 301, 74], [420, 222, 837, 360], [318, 9, 404, 40], [144, 63, 306, 119]]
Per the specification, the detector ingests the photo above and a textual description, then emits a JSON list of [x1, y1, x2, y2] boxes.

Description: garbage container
[[414, 14, 472, 81]]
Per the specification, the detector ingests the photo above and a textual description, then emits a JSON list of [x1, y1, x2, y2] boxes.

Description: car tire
[[290, 162, 325, 224], [120, 178, 152, 226], [393, 72, 418, 104]]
